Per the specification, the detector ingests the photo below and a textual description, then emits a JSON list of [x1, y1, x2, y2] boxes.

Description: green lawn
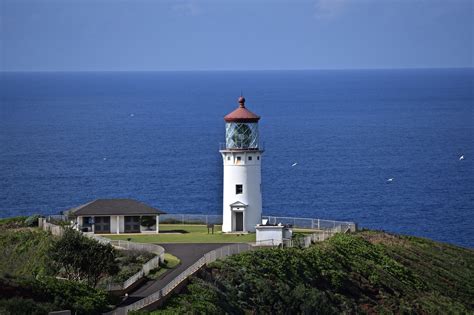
[[105, 224, 256, 243], [147, 253, 181, 279]]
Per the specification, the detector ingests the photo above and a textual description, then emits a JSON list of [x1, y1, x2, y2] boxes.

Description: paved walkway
[[117, 243, 230, 307]]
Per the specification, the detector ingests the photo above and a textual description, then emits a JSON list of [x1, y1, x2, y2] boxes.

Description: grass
[[148, 231, 474, 315], [0, 216, 29, 229], [162, 253, 181, 268], [0, 227, 55, 277], [148, 253, 181, 279], [105, 224, 256, 243]]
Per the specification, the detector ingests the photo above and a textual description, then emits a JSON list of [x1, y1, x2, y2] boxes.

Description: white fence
[[111, 243, 254, 315], [84, 234, 165, 292], [160, 214, 223, 225], [39, 219, 165, 293], [262, 215, 356, 232], [159, 214, 355, 231], [39, 218, 65, 236], [45, 213, 355, 232]]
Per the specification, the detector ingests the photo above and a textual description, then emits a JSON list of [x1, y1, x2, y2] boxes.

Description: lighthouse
[[221, 96, 263, 233]]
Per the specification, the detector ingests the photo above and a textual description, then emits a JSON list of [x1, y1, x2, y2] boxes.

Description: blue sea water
[[0, 69, 473, 247]]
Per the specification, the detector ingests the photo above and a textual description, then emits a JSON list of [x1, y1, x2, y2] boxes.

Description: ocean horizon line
[[1, 67, 473, 74]]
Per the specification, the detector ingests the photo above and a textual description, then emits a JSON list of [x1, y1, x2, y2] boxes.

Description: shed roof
[[66, 199, 166, 216]]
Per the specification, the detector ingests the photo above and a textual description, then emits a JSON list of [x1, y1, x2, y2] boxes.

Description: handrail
[[84, 234, 165, 292], [40, 221, 166, 293], [119, 243, 253, 314]]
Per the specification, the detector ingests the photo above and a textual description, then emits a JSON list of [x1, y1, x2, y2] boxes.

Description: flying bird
[[291, 162, 298, 167], [459, 155, 464, 161], [130, 113, 135, 117], [387, 178, 394, 182]]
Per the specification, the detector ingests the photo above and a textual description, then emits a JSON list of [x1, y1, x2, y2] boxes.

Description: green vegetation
[[0, 217, 119, 314], [0, 224, 54, 278], [101, 249, 155, 285], [141, 216, 157, 230], [106, 224, 256, 243], [146, 231, 474, 314], [148, 253, 181, 279], [49, 228, 119, 287], [0, 216, 30, 229], [0, 275, 112, 315]]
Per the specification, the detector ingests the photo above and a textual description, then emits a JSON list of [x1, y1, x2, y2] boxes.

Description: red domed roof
[[224, 96, 260, 123]]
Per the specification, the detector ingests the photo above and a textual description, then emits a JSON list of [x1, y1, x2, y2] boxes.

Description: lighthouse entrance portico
[[230, 201, 247, 232]]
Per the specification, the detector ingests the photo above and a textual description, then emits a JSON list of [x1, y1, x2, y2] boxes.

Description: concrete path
[[117, 243, 230, 307]]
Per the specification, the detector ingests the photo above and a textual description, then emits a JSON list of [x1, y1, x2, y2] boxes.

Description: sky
[[1, 0, 473, 71]]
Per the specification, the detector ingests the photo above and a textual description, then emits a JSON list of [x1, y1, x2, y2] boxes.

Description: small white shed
[[255, 223, 292, 246]]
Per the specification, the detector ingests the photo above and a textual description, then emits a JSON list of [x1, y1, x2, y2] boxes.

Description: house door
[[235, 212, 243, 232]]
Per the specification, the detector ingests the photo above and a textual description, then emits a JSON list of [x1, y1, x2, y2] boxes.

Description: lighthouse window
[[237, 156, 241, 161], [236, 184, 243, 194], [248, 156, 252, 161], [227, 156, 230, 161], [257, 156, 260, 160]]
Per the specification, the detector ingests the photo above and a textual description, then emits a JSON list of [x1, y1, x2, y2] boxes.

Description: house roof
[[224, 96, 260, 123], [65, 199, 166, 217]]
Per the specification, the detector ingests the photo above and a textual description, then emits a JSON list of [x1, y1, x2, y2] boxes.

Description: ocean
[[1, 69, 473, 247]]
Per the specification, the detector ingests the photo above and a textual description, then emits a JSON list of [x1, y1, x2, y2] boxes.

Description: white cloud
[[314, 0, 348, 19], [171, 0, 202, 17]]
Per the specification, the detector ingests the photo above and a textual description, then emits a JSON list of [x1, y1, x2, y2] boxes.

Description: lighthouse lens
[[225, 122, 259, 149]]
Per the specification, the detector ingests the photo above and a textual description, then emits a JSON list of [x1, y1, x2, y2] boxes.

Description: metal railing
[[219, 142, 265, 151], [115, 243, 254, 315], [159, 214, 355, 232], [47, 214, 69, 222], [45, 212, 354, 233], [262, 216, 356, 232], [160, 214, 223, 225]]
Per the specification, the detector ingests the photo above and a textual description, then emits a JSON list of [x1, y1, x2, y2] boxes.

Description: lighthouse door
[[235, 212, 243, 232]]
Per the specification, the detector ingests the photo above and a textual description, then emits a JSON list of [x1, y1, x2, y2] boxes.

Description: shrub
[[24, 214, 41, 227], [49, 228, 119, 287], [141, 216, 156, 229], [0, 276, 112, 315], [0, 216, 28, 229], [0, 296, 55, 315]]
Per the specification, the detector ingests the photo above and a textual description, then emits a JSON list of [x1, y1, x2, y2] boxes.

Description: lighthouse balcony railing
[[219, 142, 265, 151]]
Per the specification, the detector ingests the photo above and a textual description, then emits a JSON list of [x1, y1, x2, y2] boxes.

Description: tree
[[49, 228, 119, 287], [140, 216, 156, 230]]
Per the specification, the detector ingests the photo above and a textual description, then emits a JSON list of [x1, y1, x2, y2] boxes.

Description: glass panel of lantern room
[[225, 122, 259, 149]]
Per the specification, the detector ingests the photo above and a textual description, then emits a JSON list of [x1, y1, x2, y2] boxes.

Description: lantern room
[[224, 96, 260, 150]]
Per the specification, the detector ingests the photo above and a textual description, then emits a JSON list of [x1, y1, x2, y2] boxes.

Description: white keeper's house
[[221, 96, 263, 233], [65, 199, 166, 234]]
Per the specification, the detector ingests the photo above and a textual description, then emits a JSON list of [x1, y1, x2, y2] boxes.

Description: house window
[[236, 184, 243, 194], [248, 156, 252, 161], [94, 216, 110, 233], [237, 156, 241, 161], [125, 216, 140, 233], [83, 216, 92, 227]]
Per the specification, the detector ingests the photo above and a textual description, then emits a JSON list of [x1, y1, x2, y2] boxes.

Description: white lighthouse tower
[[221, 96, 263, 233]]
